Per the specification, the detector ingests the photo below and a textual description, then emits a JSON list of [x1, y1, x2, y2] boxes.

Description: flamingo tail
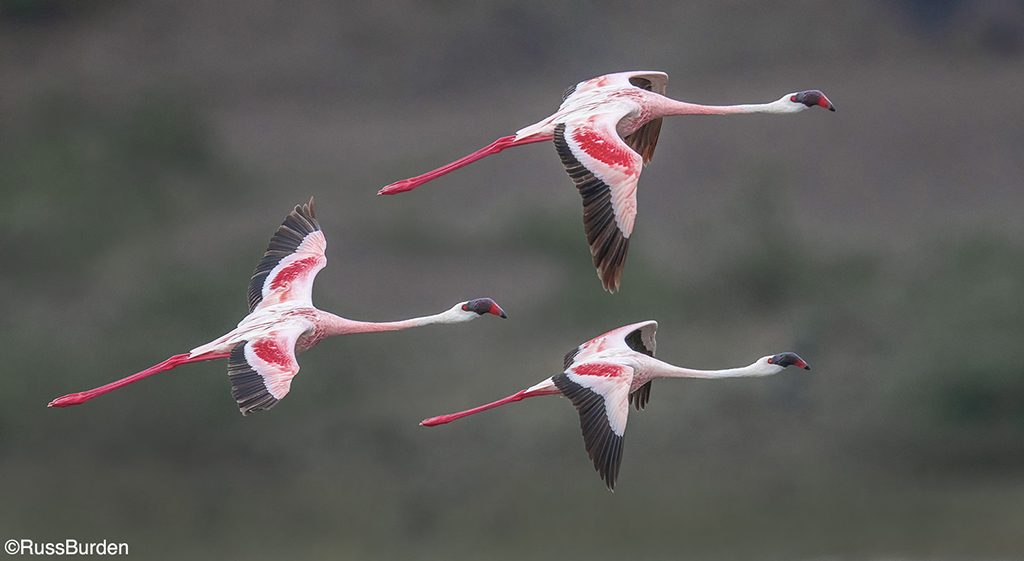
[[47, 351, 230, 408], [378, 133, 552, 196]]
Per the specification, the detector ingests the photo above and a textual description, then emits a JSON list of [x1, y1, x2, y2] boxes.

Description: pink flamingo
[[49, 199, 507, 415], [421, 320, 810, 490], [379, 70, 835, 292]]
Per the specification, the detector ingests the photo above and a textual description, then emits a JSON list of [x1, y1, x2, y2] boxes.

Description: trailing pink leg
[[378, 134, 553, 195], [47, 351, 230, 408], [420, 386, 560, 427]]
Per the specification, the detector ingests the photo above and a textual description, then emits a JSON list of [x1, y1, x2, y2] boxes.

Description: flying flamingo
[[48, 199, 507, 415], [421, 320, 810, 490], [379, 70, 835, 292]]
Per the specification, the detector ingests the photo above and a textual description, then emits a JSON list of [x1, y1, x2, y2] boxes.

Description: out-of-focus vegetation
[[2, 1, 1024, 560]]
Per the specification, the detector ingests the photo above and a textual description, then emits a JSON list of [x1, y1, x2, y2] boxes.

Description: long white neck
[[322, 305, 470, 336], [653, 95, 796, 117], [648, 357, 780, 379]]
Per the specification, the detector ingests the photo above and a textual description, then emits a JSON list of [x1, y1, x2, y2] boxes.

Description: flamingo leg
[[378, 133, 553, 196], [420, 386, 561, 427], [47, 351, 230, 408]]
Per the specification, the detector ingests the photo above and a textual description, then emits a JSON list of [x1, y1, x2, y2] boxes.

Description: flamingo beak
[[795, 358, 811, 370], [465, 298, 507, 318], [813, 92, 836, 112]]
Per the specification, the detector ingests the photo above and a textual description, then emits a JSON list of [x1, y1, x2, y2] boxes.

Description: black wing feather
[[624, 118, 662, 165], [561, 83, 578, 101], [624, 328, 654, 357], [553, 123, 631, 293], [552, 372, 625, 490], [625, 327, 656, 410], [227, 341, 280, 416], [629, 382, 652, 411], [563, 346, 581, 369], [624, 76, 663, 164], [247, 198, 321, 312]]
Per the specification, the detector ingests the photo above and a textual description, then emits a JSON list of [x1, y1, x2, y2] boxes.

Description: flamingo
[[379, 70, 835, 292], [420, 320, 810, 490], [48, 199, 507, 415]]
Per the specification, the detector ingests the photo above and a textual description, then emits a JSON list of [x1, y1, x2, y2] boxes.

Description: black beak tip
[[828, 106, 836, 112], [499, 312, 508, 319], [803, 365, 811, 370]]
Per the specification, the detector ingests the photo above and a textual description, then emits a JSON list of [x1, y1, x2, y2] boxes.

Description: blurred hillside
[[2, 1, 1024, 560]]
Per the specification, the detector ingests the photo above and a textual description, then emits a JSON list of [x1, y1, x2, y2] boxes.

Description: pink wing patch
[[573, 362, 625, 378], [244, 329, 303, 400], [563, 117, 642, 238], [227, 322, 312, 415], [251, 339, 292, 369], [255, 231, 327, 310], [572, 126, 638, 172], [269, 256, 321, 291], [565, 362, 633, 436]]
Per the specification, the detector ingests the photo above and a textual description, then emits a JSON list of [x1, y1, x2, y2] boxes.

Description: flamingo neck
[[654, 96, 792, 117], [651, 358, 777, 379], [320, 307, 466, 336]]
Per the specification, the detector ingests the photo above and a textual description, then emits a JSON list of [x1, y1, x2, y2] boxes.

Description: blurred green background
[[3, 1, 1024, 559]]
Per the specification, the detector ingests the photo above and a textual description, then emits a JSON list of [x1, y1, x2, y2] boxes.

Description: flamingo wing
[[562, 321, 657, 411], [630, 380, 653, 411], [553, 361, 635, 490], [622, 72, 667, 164], [248, 198, 327, 312], [563, 70, 668, 102], [623, 323, 657, 410], [226, 322, 311, 415], [624, 116, 662, 165], [554, 111, 644, 292], [564, 320, 658, 368]]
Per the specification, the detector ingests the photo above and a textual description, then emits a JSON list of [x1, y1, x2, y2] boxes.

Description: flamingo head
[[752, 352, 811, 375], [783, 90, 835, 112], [457, 298, 507, 320], [763, 352, 811, 372]]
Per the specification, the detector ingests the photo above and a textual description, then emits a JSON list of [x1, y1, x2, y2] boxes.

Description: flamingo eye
[[767, 357, 774, 364], [461, 304, 470, 311], [789, 95, 798, 103]]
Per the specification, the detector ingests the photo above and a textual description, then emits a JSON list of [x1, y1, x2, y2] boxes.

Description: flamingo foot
[[378, 178, 423, 196], [420, 414, 457, 427], [48, 392, 92, 408]]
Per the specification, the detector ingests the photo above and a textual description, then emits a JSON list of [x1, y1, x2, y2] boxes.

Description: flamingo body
[[422, 320, 810, 490], [379, 70, 835, 292], [49, 199, 507, 415]]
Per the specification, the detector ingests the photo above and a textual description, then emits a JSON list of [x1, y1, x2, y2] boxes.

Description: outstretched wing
[[552, 361, 634, 490], [563, 70, 668, 104], [248, 198, 327, 312], [562, 321, 658, 411], [226, 322, 310, 415], [564, 320, 658, 367], [554, 112, 644, 293]]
